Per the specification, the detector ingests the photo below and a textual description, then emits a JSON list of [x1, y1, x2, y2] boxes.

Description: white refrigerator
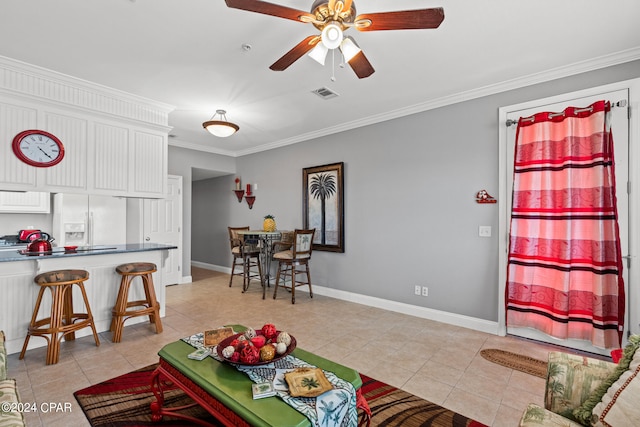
[[52, 194, 127, 247]]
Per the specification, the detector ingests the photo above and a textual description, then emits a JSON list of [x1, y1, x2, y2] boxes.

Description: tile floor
[[7, 267, 600, 426]]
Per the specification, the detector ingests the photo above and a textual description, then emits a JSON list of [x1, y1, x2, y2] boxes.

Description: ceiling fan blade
[[347, 51, 375, 79], [355, 7, 445, 31], [225, 0, 314, 23], [269, 36, 320, 71]]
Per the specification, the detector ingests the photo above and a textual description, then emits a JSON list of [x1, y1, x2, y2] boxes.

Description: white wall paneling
[[1, 249, 168, 355], [132, 131, 167, 196], [43, 111, 88, 191], [92, 123, 129, 193], [0, 57, 174, 198], [0, 103, 38, 188]]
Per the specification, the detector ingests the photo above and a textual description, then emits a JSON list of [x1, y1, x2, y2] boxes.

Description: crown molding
[[0, 55, 174, 127], [168, 137, 238, 157], [233, 47, 640, 157]]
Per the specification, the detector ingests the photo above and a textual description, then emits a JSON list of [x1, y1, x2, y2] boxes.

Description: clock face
[[12, 130, 65, 167]]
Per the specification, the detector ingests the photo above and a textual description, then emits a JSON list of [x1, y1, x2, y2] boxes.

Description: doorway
[[498, 80, 639, 355]]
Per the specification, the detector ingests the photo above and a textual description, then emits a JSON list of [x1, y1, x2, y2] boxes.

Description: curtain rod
[[505, 99, 627, 127]]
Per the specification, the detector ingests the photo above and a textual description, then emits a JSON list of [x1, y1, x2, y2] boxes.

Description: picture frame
[[303, 162, 344, 253]]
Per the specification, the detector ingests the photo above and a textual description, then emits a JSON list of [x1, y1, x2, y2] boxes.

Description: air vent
[[312, 87, 339, 100]]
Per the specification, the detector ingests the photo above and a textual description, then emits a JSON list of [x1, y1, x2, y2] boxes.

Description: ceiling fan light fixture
[[340, 36, 361, 62], [321, 23, 343, 49], [308, 42, 329, 65], [202, 109, 239, 137]]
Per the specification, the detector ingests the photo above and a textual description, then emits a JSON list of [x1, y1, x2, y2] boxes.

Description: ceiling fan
[[224, 0, 444, 79]]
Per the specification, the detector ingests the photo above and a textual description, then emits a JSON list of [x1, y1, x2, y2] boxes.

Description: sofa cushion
[[546, 352, 616, 423], [572, 335, 640, 426], [591, 339, 640, 427], [0, 331, 6, 381], [0, 379, 26, 426], [519, 403, 584, 427]]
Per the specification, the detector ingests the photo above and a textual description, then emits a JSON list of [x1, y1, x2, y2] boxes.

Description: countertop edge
[[0, 243, 177, 262]]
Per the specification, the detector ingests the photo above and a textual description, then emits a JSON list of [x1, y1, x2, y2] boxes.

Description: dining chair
[[227, 226, 261, 289], [240, 232, 264, 293], [271, 230, 293, 254], [272, 229, 315, 304]]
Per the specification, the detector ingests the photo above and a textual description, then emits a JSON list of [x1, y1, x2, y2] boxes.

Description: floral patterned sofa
[[519, 335, 640, 427], [0, 331, 26, 427]]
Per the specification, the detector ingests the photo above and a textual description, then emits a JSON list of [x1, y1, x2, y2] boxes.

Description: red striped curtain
[[506, 100, 625, 349]]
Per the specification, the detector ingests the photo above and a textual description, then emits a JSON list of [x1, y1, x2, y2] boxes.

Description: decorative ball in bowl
[[216, 324, 296, 366]]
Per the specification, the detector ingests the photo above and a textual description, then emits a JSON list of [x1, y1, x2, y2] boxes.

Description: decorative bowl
[[216, 331, 296, 366]]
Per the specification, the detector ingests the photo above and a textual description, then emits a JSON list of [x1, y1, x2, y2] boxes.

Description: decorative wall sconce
[[233, 178, 256, 209], [233, 189, 245, 202], [233, 177, 244, 202]]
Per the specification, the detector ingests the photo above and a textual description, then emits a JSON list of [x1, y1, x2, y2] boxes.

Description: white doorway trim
[[498, 78, 640, 346]]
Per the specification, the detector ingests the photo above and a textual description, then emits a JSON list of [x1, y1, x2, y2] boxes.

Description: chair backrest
[[273, 230, 294, 253], [228, 226, 250, 251], [292, 229, 315, 259]]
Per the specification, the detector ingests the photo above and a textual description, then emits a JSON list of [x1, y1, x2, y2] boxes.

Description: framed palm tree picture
[[303, 162, 344, 253]]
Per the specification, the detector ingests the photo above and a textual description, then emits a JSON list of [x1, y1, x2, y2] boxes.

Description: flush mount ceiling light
[[202, 109, 239, 137]]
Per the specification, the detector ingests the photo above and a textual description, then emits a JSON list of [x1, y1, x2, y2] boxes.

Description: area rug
[[480, 349, 548, 379], [74, 364, 487, 427]]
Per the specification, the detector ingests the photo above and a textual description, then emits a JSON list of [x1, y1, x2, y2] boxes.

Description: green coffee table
[[150, 326, 370, 427]]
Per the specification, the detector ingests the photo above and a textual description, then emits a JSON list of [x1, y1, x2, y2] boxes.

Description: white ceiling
[[1, 0, 639, 158]]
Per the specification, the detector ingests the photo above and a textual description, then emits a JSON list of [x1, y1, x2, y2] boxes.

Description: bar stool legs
[[111, 262, 163, 343], [19, 269, 100, 365]]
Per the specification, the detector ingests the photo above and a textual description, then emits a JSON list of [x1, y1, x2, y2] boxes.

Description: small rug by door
[[480, 349, 548, 378], [74, 364, 487, 427]]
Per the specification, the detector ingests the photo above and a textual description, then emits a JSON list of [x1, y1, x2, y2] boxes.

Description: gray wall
[[168, 146, 236, 278], [186, 59, 640, 322]]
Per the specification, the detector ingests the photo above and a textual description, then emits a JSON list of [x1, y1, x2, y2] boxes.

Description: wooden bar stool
[[111, 262, 163, 343], [19, 269, 100, 365]]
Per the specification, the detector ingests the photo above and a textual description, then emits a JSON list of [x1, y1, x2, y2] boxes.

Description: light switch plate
[[479, 226, 492, 237]]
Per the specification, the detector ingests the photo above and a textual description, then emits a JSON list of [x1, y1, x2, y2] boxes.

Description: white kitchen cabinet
[[0, 57, 173, 198], [0, 191, 50, 213], [42, 111, 89, 192], [130, 130, 167, 196], [91, 122, 130, 194], [0, 102, 39, 190], [0, 102, 168, 198]]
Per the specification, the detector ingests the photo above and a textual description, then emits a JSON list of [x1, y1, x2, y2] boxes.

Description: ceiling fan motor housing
[[310, 0, 356, 31]]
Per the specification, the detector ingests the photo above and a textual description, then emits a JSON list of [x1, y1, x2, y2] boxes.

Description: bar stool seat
[[19, 269, 100, 365], [111, 262, 163, 343]]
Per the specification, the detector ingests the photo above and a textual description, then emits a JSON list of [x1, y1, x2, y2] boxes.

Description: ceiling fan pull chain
[[331, 49, 336, 82]]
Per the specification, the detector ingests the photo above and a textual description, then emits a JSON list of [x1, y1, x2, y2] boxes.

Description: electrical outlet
[[414, 285, 421, 295], [422, 286, 428, 297]]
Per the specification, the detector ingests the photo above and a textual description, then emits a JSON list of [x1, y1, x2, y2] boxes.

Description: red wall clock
[[12, 130, 65, 167]]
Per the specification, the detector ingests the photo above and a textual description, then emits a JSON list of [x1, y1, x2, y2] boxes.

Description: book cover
[[204, 327, 235, 346], [252, 382, 276, 399]]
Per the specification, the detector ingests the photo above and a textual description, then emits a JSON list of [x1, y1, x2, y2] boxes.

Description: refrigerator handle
[[89, 212, 94, 247]]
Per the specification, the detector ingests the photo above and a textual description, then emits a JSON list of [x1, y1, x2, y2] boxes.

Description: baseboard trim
[[191, 262, 499, 335], [191, 261, 230, 275]]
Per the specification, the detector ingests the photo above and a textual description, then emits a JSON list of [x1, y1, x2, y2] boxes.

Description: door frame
[[498, 78, 640, 343], [139, 174, 183, 286]]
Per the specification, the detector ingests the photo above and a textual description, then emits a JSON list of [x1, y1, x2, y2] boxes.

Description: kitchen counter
[[0, 243, 177, 262], [1, 243, 177, 355]]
